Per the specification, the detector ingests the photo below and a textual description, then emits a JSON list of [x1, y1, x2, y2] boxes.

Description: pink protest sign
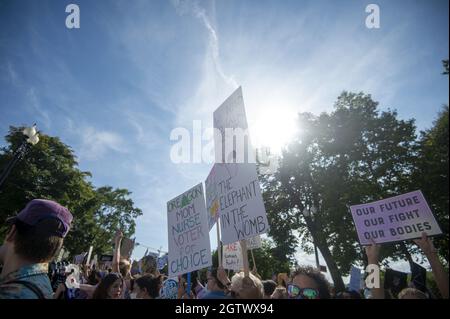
[[350, 190, 442, 245]]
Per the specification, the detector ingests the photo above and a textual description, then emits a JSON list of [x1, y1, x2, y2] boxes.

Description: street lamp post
[[0, 124, 40, 189]]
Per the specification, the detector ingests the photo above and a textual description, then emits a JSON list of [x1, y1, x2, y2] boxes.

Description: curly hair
[[291, 266, 331, 299]]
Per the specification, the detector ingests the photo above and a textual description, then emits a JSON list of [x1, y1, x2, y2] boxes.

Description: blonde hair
[[231, 272, 264, 299], [398, 288, 427, 299]]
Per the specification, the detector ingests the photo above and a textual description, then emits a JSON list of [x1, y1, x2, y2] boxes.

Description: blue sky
[[0, 0, 448, 278]]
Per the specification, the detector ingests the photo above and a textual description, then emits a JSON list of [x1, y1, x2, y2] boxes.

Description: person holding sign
[[412, 233, 448, 298], [200, 267, 231, 299]]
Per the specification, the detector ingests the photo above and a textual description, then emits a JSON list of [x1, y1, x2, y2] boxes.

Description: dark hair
[[88, 270, 101, 285], [291, 266, 331, 299], [135, 274, 162, 299], [13, 219, 64, 263], [209, 268, 225, 290], [92, 273, 123, 299], [262, 280, 277, 296], [335, 289, 362, 299]]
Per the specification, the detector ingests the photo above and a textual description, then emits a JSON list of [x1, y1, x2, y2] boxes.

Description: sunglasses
[[287, 284, 320, 299]]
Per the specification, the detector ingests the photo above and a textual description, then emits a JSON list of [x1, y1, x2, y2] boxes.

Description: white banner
[[213, 163, 269, 245], [213, 86, 255, 163], [246, 235, 262, 250], [167, 183, 212, 277], [222, 242, 243, 271]]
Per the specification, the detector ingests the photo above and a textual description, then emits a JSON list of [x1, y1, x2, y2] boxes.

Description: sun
[[249, 106, 298, 154]]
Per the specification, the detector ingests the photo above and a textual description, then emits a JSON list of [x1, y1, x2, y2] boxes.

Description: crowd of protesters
[[0, 199, 448, 299]]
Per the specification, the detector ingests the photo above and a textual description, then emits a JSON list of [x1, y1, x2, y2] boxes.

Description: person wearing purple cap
[[0, 199, 73, 299]]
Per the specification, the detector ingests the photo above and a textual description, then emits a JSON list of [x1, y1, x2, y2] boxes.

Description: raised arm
[[414, 232, 449, 299], [364, 240, 384, 299], [112, 229, 123, 274]]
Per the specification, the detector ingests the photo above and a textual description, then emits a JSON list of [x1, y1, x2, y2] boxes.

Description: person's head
[[119, 259, 131, 278], [88, 270, 102, 285], [398, 288, 428, 299], [132, 274, 162, 299], [289, 266, 331, 299], [0, 199, 72, 268], [230, 272, 264, 299], [262, 280, 277, 299], [335, 289, 362, 299], [92, 273, 124, 299], [206, 268, 226, 292]]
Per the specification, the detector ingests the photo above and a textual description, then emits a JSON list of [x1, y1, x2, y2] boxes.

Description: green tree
[[262, 92, 418, 292], [0, 126, 142, 259], [413, 107, 449, 263]]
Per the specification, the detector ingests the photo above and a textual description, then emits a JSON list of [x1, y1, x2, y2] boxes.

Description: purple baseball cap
[[10, 199, 73, 238]]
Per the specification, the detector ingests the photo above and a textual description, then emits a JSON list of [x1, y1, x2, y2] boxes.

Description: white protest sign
[[213, 86, 255, 164], [205, 164, 220, 230], [350, 190, 442, 245], [214, 163, 269, 245], [222, 242, 243, 271], [167, 183, 212, 277], [246, 235, 262, 250]]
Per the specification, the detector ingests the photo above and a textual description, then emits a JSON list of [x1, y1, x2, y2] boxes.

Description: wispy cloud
[[78, 126, 129, 161], [27, 87, 51, 129]]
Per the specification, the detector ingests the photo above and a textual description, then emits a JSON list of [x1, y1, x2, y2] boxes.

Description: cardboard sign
[[120, 237, 135, 260], [246, 235, 262, 250], [213, 163, 269, 245], [167, 183, 212, 277], [222, 242, 243, 271], [350, 190, 442, 245], [157, 254, 168, 270], [213, 86, 255, 164]]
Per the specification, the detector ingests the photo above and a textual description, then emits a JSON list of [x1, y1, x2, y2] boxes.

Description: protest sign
[[120, 237, 135, 260], [213, 86, 255, 164], [246, 235, 262, 250], [349, 266, 363, 292], [212, 163, 269, 245], [160, 279, 178, 299], [222, 242, 243, 271], [205, 164, 220, 230], [99, 254, 113, 262], [350, 190, 442, 245], [73, 253, 86, 265], [157, 254, 168, 270], [167, 183, 212, 277]]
